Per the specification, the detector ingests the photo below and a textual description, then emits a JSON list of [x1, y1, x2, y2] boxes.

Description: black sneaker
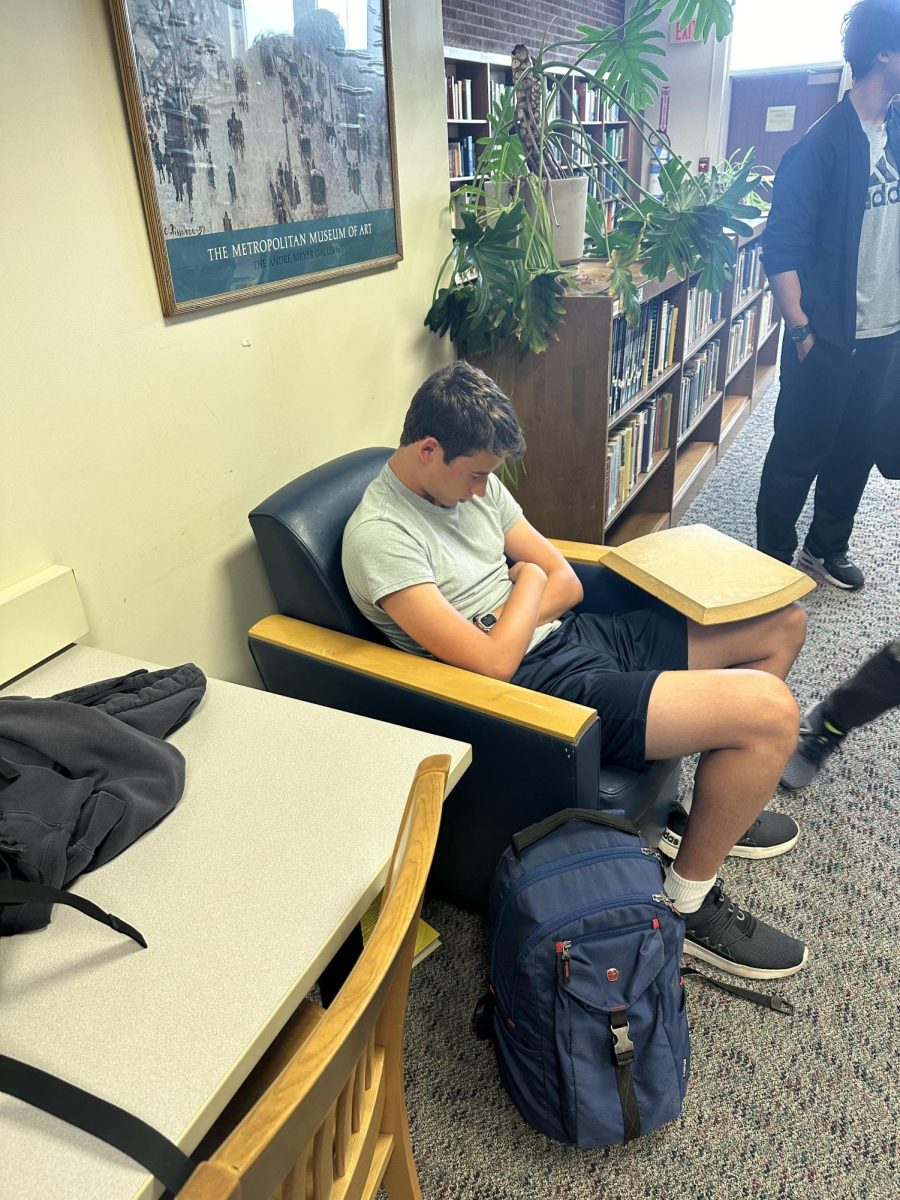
[[679, 879, 809, 980], [658, 803, 799, 860], [780, 701, 846, 791], [796, 546, 864, 590]]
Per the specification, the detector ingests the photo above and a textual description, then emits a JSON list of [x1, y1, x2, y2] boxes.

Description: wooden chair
[[177, 754, 450, 1200]]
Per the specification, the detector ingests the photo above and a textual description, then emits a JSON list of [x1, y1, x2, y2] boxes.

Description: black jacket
[[762, 93, 900, 348], [0, 663, 206, 934]]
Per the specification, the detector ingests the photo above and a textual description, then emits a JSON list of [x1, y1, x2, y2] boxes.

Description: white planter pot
[[530, 175, 589, 265]]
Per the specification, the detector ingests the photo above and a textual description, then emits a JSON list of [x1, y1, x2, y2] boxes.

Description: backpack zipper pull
[[653, 891, 676, 911], [556, 939, 571, 983]]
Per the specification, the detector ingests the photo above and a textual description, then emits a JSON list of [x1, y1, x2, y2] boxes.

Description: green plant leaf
[[667, 0, 735, 42], [608, 252, 643, 327], [574, 8, 668, 111], [517, 271, 568, 357]]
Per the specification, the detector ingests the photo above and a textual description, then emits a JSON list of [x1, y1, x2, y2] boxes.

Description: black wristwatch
[[789, 323, 812, 344], [472, 612, 498, 633]]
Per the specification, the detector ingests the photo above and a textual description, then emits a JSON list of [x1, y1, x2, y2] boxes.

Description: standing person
[[756, 0, 900, 589], [343, 362, 810, 981], [781, 640, 900, 788]]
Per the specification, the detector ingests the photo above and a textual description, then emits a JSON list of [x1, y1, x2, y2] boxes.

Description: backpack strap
[[682, 967, 794, 1015], [512, 808, 638, 856], [0, 879, 147, 948], [0, 1055, 196, 1193], [609, 1012, 641, 1142]]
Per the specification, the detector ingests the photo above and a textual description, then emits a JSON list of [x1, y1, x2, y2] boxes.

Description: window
[[730, 0, 847, 72]]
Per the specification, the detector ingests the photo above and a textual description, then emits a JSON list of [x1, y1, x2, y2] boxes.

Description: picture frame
[[108, 0, 403, 316]]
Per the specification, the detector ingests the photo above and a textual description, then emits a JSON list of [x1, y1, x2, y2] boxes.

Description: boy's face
[[420, 442, 504, 507]]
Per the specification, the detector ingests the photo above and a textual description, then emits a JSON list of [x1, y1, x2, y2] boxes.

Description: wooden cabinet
[[473, 220, 781, 545]]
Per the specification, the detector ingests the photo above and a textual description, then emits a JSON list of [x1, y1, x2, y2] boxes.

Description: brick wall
[[441, 1, 626, 60]]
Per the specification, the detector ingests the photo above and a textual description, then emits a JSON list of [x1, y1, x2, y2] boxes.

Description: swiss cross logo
[[607, 968, 619, 982]]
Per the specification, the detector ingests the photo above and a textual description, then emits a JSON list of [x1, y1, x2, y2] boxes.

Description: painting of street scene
[[111, 0, 401, 313]]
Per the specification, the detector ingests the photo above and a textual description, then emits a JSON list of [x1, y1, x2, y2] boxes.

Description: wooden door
[[726, 67, 843, 175]]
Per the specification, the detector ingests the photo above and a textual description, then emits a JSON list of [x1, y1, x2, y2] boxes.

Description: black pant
[[824, 641, 900, 733], [756, 331, 898, 563]]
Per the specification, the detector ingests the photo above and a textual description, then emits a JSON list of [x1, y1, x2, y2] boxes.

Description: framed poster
[[109, 0, 402, 315]]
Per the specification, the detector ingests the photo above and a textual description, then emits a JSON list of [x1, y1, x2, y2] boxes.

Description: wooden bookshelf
[[443, 47, 640, 211], [469, 219, 781, 542]]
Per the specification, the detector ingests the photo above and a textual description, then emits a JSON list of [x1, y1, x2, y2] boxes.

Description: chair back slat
[[178, 755, 449, 1200]]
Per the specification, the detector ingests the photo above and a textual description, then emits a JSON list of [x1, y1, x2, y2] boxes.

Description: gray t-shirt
[[342, 461, 559, 657], [856, 118, 900, 338]]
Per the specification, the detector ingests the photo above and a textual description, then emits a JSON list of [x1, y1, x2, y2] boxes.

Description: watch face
[[477, 613, 497, 630]]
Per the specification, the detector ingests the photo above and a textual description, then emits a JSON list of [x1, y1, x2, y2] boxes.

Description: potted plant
[[425, 0, 763, 357]]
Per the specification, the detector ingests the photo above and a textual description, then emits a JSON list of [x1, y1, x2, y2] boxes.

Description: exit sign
[[670, 19, 698, 42]]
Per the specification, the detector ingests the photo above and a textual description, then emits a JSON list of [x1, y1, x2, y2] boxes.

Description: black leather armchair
[[248, 448, 679, 910]]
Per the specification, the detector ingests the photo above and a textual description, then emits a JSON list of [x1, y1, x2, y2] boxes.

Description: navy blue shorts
[[511, 608, 689, 772]]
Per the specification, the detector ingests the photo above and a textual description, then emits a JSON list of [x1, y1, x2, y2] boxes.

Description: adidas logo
[[660, 829, 681, 849], [866, 154, 900, 210]]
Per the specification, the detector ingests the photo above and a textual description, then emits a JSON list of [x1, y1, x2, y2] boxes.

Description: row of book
[[727, 308, 757, 374], [735, 242, 763, 298], [685, 284, 723, 349], [448, 136, 476, 179], [609, 297, 679, 416], [679, 340, 722, 437], [572, 81, 622, 122], [446, 74, 474, 120], [760, 288, 776, 334], [606, 391, 673, 514]]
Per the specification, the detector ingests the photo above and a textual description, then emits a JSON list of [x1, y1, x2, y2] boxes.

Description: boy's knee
[[778, 603, 807, 650], [753, 673, 800, 744]]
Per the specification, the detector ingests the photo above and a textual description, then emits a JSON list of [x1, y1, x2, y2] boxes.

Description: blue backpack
[[479, 808, 790, 1147]]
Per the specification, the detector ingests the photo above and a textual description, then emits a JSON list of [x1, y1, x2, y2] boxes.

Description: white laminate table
[[0, 646, 471, 1200]]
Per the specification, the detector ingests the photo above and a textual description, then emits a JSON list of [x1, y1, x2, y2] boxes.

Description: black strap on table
[[0, 1056, 196, 1194], [609, 1012, 641, 1143], [0, 879, 147, 948], [682, 967, 794, 1016]]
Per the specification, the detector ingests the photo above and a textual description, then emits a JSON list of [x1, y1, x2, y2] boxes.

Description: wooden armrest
[[249, 615, 596, 742], [548, 538, 612, 566]]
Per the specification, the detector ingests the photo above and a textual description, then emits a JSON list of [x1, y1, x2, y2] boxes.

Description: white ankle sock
[[664, 865, 717, 915]]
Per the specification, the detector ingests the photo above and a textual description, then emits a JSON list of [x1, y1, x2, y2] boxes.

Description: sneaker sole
[[658, 826, 799, 861], [683, 940, 809, 980], [796, 552, 863, 591]]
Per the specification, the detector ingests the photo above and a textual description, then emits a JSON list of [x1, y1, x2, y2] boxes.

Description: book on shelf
[[446, 73, 473, 121], [606, 390, 672, 514], [736, 242, 763, 297], [685, 283, 723, 347], [599, 524, 816, 624], [360, 892, 441, 968], [609, 297, 679, 416], [727, 308, 757, 373], [448, 135, 476, 178], [679, 339, 721, 436]]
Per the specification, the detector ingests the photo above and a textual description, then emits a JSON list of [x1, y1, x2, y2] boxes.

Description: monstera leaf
[[517, 271, 568, 358], [574, 7, 668, 110], [667, 0, 734, 40]]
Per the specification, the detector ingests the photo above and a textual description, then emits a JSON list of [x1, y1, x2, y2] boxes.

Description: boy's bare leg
[[687, 604, 807, 680], [645, 668, 799, 880]]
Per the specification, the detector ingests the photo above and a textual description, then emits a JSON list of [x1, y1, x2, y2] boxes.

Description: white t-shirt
[[856, 118, 900, 338], [342, 461, 559, 658]]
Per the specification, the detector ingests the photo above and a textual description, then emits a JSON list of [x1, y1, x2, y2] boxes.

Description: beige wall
[[1, 0, 452, 685]]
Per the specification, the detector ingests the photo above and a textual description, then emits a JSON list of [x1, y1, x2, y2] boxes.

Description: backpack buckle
[[609, 1013, 634, 1066]]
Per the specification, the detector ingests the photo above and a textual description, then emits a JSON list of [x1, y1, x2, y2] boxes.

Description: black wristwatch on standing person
[[789, 322, 812, 344]]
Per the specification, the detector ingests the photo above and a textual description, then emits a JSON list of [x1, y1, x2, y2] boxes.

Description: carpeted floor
[[403, 380, 900, 1200]]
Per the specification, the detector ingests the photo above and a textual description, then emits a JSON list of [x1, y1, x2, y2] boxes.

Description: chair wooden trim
[[177, 754, 451, 1200]]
